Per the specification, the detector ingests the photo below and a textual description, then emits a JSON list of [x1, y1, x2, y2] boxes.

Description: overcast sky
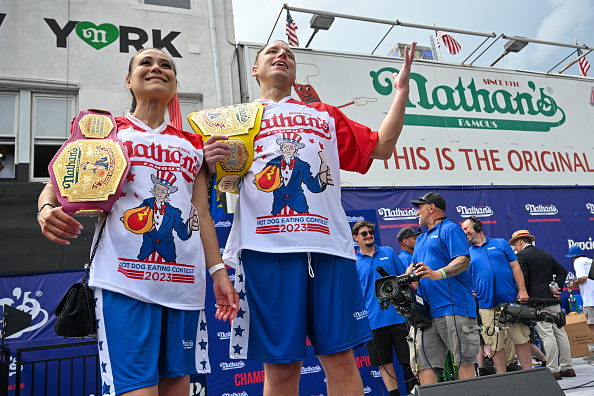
[[230, 0, 594, 76]]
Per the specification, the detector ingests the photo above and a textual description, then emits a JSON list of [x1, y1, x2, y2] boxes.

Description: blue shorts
[[94, 288, 209, 395], [229, 250, 372, 363]]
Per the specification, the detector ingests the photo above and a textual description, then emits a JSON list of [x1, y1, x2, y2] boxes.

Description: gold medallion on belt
[[188, 102, 263, 194]]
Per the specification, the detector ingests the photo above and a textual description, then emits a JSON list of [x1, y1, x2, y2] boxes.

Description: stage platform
[[559, 356, 594, 395]]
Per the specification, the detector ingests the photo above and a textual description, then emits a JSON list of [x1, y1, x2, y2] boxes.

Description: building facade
[[0, 0, 240, 273]]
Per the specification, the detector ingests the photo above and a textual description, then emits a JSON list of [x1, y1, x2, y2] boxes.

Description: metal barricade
[[15, 341, 99, 396]]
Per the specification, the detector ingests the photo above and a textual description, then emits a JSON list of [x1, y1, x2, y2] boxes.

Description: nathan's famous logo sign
[[370, 68, 565, 132]]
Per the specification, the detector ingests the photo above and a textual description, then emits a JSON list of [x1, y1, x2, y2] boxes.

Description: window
[[32, 94, 75, 179], [144, 0, 191, 9], [0, 93, 18, 179], [179, 98, 203, 133], [164, 95, 203, 132]]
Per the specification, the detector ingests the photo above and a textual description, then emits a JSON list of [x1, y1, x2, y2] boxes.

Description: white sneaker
[[583, 353, 594, 362]]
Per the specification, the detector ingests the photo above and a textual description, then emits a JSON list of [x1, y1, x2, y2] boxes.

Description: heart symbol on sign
[[75, 22, 119, 50]]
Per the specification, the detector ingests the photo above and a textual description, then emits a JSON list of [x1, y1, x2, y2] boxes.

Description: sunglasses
[[359, 230, 375, 237]]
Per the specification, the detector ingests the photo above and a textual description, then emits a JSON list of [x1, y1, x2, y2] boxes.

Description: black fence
[[8, 340, 207, 395], [15, 341, 99, 396]]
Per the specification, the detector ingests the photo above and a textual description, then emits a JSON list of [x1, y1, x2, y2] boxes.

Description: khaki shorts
[[479, 307, 530, 351], [411, 315, 480, 371], [584, 306, 594, 324]]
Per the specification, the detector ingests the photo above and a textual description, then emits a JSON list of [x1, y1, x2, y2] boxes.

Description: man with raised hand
[[207, 40, 416, 395]]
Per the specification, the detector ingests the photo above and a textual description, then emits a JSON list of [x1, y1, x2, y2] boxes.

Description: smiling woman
[[36, 47, 239, 396]]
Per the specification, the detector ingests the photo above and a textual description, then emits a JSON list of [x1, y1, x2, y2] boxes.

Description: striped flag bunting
[[437, 31, 461, 55], [286, 10, 299, 47]]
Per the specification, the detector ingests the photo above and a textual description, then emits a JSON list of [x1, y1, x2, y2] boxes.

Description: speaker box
[[414, 367, 564, 396]]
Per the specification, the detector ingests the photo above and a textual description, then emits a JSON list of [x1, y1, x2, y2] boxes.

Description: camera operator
[[408, 193, 480, 385], [510, 230, 574, 380], [352, 221, 418, 395], [461, 217, 532, 373], [397, 227, 422, 267], [566, 246, 594, 363]]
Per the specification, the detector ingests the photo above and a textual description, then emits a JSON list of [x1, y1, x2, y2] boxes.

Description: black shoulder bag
[[54, 220, 106, 338]]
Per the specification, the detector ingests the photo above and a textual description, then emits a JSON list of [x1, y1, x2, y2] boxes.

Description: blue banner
[[341, 186, 593, 311]]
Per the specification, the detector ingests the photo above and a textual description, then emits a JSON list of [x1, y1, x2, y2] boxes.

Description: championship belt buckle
[[187, 102, 263, 194], [48, 109, 131, 217]]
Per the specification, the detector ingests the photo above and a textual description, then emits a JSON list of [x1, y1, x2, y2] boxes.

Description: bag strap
[[82, 218, 107, 284]]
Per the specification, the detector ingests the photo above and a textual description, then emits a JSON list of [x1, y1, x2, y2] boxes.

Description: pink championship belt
[[48, 109, 130, 217]]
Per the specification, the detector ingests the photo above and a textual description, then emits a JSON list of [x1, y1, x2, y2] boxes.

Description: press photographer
[[461, 217, 532, 373], [510, 230, 575, 380], [407, 193, 480, 385]]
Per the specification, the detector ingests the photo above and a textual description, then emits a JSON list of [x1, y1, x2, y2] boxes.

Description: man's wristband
[[208, 263, 227, 276], [37, 202, 56, 220], [439, 269, 447, 279]]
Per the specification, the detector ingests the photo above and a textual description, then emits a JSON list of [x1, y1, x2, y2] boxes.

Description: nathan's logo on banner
[[220, 361, 245, 371], [525, 203, 558, 215], [0, 287, 49, 339], [456, 205, 493, 217], [215, 219, 232, 228], [222, 392, 248, 396], [568, 238, 594, 251], [371, 370, 381, 378], [370, 68, 565, 132], [217, 331, 231, 340], [301, 365, 322, 374], [586, 203, 594, 215], [44, 18, 182, 57], [182, 340, 194, 349], [347, 215, 365, 223], [378, 207, 417, 221]]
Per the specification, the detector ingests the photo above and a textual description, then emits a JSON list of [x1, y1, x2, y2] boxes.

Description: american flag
[[286, 10, 299, 47], [577, 48, 590, 77], [167, 92, 183, 130], [437, 31, 461, 55]]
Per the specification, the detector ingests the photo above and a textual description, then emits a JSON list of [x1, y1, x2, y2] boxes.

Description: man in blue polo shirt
[[353, 220, 418, 395], [397, 227, 422, 267], [408, 192, 480, 385], [461, 216, 531, 374]]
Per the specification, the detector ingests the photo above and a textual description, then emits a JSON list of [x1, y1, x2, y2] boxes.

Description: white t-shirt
[[89, 114, 206, 310], [574, 256, 594, 307], [222, 97, 377, 267]]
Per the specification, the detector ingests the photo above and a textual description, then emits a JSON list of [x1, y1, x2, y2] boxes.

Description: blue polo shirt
[[468, 237, 519, 309], [411, 218, 475, 319], [398, 250, 413, 267], [356, 245, 407, 330]]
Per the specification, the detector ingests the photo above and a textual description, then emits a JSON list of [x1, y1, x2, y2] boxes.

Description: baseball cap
[[411, 192, 446, 211], [398, 227, 422, 242], [566, 246, 585, 258]]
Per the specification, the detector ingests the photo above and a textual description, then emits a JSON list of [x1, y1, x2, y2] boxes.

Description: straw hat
[[509, 229, 535, 245]]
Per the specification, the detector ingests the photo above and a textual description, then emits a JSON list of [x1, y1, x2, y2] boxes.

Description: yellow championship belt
[[188, 103, 263, 194]]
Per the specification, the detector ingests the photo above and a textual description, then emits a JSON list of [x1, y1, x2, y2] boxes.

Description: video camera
[[496, 298, 566, 329], [374, 266, 431, 329]]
